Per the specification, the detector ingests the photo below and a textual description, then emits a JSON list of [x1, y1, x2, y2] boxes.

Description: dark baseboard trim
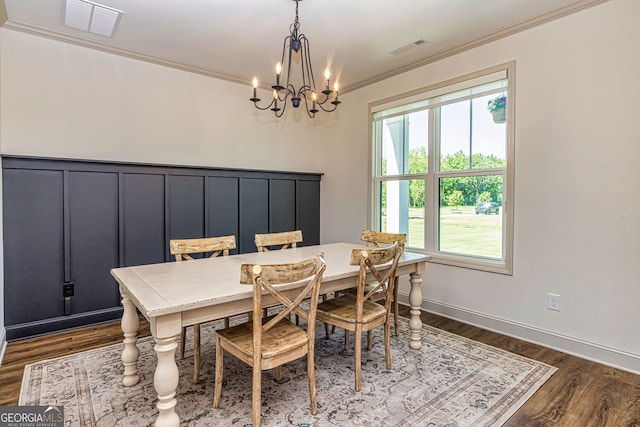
[[6, 307, 124, 341]]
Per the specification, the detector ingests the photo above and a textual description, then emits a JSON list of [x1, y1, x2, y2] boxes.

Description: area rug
[[20, 317, 556, 426]]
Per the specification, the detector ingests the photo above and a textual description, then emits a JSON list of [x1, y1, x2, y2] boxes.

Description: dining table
[[111, 242, 431, 427]]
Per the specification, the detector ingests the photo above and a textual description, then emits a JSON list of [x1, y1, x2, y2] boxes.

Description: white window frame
[[369, 62, 515, 274]]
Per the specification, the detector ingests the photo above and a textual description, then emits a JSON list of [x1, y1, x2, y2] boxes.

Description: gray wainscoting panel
[[206, 176, 239, 254], [3, 169, 65, 325], [122, 173, 166, 266], [270, 179, 297, 234], [2, 156, 322, 340], [239, 178, 269, 253], [298, 179, 321, 246], [68, 171, 120, 314]]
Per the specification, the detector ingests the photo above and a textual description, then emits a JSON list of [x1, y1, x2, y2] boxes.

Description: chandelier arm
[[252, 98, 277, 111], [274, 99, 287, 117], [299, 35, 318, 96], [316, 91, 332, 105], [315, 100, 339, 113]]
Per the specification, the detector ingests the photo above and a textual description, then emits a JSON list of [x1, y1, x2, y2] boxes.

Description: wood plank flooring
[[1, 309, 638, 426]]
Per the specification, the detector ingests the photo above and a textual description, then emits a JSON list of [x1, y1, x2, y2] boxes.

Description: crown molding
[[344, 0, 610, 93], [1, 20, 249, 87]]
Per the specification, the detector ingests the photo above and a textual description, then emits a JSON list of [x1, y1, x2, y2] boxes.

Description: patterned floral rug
[[20, 317, 556, 426]]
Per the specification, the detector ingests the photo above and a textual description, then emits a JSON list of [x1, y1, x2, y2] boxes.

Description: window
[[371, 64, 514, 274]]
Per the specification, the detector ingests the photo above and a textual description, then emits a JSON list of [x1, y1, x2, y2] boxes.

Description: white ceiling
[[1, 0, 607, 92]]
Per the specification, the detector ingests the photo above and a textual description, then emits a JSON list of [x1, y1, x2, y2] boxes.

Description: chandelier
[[250, 0, 341, 118]]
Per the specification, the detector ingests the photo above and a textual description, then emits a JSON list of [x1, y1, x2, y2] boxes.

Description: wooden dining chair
[[316, 243, 403, 392], [337, 230, 407, 350], [254, 229, 330, 331], [169, 235, 236, 384], [361, 230, 406, 338], [213, 254, 326, 427], [254, 230, 303, 252], [255, 230, 306, 322]]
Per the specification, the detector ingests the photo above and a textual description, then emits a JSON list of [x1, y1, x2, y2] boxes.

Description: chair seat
[[216, 318, 309, 363], [316, 294, 386, 327]]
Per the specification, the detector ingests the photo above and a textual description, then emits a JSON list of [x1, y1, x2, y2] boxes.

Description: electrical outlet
[[547, 293, 560, 311], [63, 282, 75, 297]]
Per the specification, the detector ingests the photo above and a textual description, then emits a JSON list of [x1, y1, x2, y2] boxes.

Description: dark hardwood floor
[[1, 309, 638, 426]]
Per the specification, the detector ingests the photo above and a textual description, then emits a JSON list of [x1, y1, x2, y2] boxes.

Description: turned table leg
[[408, 271, 424, 350], [153, 335, 180, 427], [121, 290, 140, 387]]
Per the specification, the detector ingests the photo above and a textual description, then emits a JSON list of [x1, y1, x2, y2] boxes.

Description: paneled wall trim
[[2, 156, 322, 340]]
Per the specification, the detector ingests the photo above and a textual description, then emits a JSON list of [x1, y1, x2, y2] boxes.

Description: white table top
[[112, 242, 431, 318]]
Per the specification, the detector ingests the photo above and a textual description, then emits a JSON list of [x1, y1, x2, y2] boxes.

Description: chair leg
[[354, 325, 362, 392], [307, 350, 318, 415], [213, 337, 224, 408], [393, 282, 399, 336], [193, 323, 201, 384], [367, 330, 373, 350], [180, 326, 187, 359], [224, 316, 230, 329], [252, 362, 262, 427], [344, 329, 350, 350], [275, 366, 282, 381], [384, 321, 391, 370]]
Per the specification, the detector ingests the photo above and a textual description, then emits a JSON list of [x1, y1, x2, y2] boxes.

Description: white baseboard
[[398, 294, 640, 375], [0, 326, 6, 367]]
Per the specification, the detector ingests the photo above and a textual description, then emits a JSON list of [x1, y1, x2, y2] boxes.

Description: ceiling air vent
[[389, 39, 427, 56], [64, 0, 123, 38]]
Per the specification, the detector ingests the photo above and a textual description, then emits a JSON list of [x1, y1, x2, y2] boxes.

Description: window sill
[[408, 249, 512, 275]]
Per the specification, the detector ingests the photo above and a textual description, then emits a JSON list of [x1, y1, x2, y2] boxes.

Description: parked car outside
[[475, 202, 500, 215]]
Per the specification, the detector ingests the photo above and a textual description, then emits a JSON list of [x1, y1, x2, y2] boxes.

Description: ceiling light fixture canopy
[[250, 0, 341, 118]]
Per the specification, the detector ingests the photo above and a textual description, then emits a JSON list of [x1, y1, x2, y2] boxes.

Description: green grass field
[[385, 206, 503, 259]]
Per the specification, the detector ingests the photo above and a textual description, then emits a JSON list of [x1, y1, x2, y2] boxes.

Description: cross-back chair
[[361, 230, 406, 337], [213, 254, 327, 427], [316, 243, 403, 392], [169, 234, 236, 384], [338, 230, 407, 350], [254, 230, 303, 252]]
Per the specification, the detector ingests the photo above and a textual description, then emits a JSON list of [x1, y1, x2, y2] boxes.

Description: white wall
[[0, 29, 332, 173], [322, 0, 640, 373]]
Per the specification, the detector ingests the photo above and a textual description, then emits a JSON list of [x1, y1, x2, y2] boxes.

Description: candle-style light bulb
[[309, 91, 319, 113], [275, 62, 282, 87], [332, 82, 341, 105], [251, 77, 258, 100], [324, 68, 331, 90]]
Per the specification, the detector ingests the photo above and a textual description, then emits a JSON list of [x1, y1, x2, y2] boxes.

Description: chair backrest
[[349, 243, 403, 320], [361, 230, 406, 248], [170, 235, 236, 261], [240, 254, 327, 349], [254, 230, 303, 252]]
